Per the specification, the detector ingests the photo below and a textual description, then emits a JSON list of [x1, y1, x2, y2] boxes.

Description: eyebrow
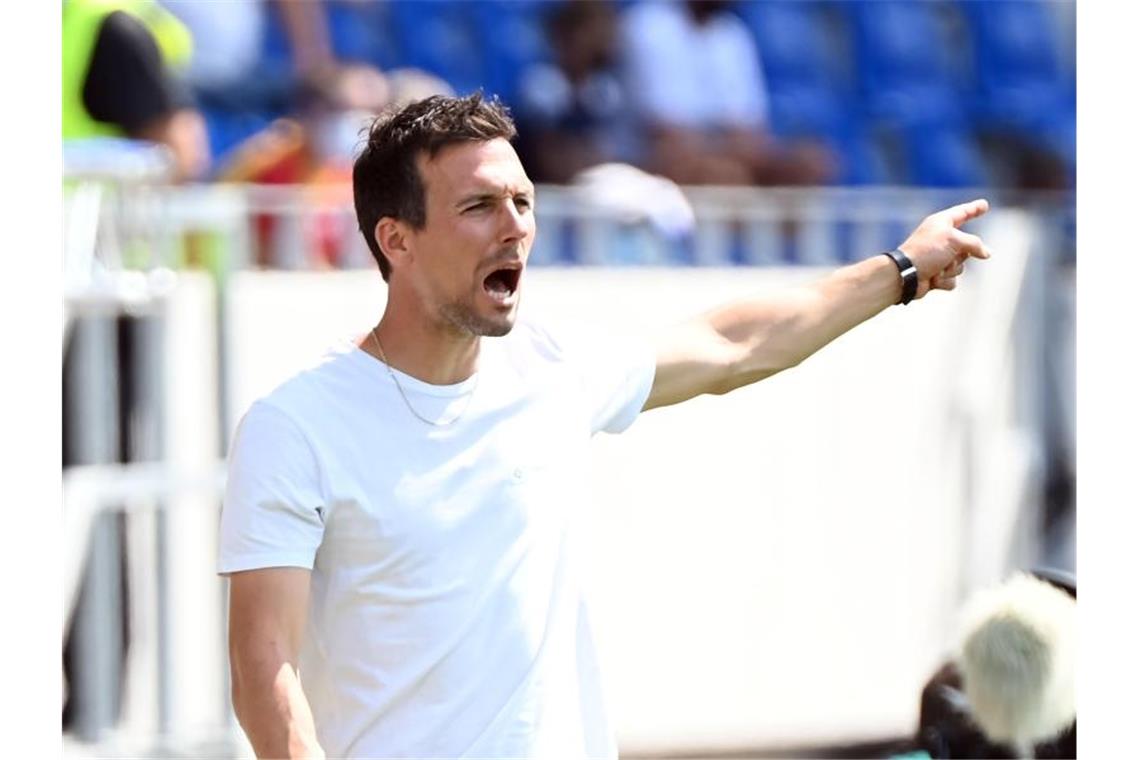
[[455, 187, 535, 208]]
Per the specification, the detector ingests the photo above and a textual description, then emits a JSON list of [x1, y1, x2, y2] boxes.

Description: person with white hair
[[914, 569, 1076, 759]]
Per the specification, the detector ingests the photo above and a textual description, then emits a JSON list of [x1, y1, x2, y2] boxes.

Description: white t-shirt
[[219, 319, 656, 759]]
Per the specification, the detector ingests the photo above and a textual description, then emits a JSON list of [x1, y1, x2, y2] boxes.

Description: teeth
[[485, 284, 513, 303]]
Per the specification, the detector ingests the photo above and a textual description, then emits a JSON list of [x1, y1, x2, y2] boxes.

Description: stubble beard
[[435, 245, 527, 339], [439, 295, 517, 338]]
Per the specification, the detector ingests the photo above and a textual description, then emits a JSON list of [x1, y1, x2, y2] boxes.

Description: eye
[[463, 201, 489, 214], [514, 196, 533, 211]]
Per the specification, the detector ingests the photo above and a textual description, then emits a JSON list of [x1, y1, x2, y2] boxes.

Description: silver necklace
[[368, 327, 478, 427]]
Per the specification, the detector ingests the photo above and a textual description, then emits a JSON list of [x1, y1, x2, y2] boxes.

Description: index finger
[[941, 198, 990, 228]]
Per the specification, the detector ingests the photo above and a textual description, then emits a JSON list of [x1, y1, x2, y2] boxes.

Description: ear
[[375, 217, 412, 274]]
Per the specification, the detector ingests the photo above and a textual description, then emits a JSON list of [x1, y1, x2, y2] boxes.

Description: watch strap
[[881, 248, 918, 305]]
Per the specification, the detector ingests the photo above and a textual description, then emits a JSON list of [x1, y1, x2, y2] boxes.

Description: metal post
[[693, 213, 733, 266], [796, 194, 839, 267], [743, 219, 784, 266], [131, 312, 173, 740], [66, 315, 123, 742], [576, 216, 612, 266]]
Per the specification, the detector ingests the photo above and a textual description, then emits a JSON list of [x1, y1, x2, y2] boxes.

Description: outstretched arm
[[644, 199, 991, 411]]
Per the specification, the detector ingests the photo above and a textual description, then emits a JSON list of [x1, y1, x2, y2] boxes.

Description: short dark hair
[[352, 93, 518, 281]]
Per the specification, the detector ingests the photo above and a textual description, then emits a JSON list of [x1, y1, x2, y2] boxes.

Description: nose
[[498, 200, 531, 246]]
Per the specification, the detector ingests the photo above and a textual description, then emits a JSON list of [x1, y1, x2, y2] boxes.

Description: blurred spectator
[[160, 0, 344, 168], [619, 0, 834, 186], [216, 65, 394, 187], [515, 0, 638, 183], [158, 0, 268, 95], [217, 64, 452, 186], [216, 64, 452, 268], [909, 570, 1076, 759], [62, 0, 210, 181], [164, 0, 451, 267], [163, 1, 443, 168], [161, 0, 368, 104]]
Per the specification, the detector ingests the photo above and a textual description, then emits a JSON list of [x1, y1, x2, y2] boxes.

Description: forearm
[[270, 0, 333, 77], [232, 652, 324, 759], [712, 254, 900, 389], [645, 199, 990, 411], [646, 255, 901, 410], [134, 109, 210, 182]]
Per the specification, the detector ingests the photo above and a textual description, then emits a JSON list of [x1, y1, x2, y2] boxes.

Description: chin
[[480, 318, 515, 337], [478, 306, 519, 337], [442, 301, 518, 338]]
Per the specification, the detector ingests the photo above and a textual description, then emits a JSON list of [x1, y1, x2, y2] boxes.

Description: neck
[[365, 292, 481, 386]]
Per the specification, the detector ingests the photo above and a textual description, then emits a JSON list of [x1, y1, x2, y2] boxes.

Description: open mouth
[[482, 266, 522, 303]]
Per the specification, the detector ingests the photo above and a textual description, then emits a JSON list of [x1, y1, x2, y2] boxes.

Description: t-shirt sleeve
[[82, 10, 192, 135], [218, 401, 326, 575], [546, 321, 656, 436]]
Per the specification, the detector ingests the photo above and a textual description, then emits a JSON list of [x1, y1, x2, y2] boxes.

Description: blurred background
[[61, 0, 1075, 757]]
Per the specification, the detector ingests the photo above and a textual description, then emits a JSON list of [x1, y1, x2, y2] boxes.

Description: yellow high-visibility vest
[[62, 0, 193, 139]]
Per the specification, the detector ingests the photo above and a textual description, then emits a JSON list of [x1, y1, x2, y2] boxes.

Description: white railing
[[64, 169, 1076, 275]]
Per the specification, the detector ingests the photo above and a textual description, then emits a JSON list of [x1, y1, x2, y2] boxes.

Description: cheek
[[424, 236, 481, 293]]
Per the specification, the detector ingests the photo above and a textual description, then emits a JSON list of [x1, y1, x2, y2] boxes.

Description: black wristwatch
[[881, 248, 918, 305]]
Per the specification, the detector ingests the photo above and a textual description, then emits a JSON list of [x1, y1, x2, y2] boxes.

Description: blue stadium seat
[[956, 0, 1073, 134], [469, 0, 553, 106], [325, 0, 399, 70], [902, 125, 989, 188], [735, 1, 834, 90], [258, 3, 295, 74], [734, 1, 886, 185], [835, 1, 994, 187], [387, 0, 486, 96], [954, 0, 1074, 184], [960, 1, 1064, 87], [735, 1, 848, 138], [844, 0, 962, 127], [764, 84, 841, 139], [829, 129, 890, 186]]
